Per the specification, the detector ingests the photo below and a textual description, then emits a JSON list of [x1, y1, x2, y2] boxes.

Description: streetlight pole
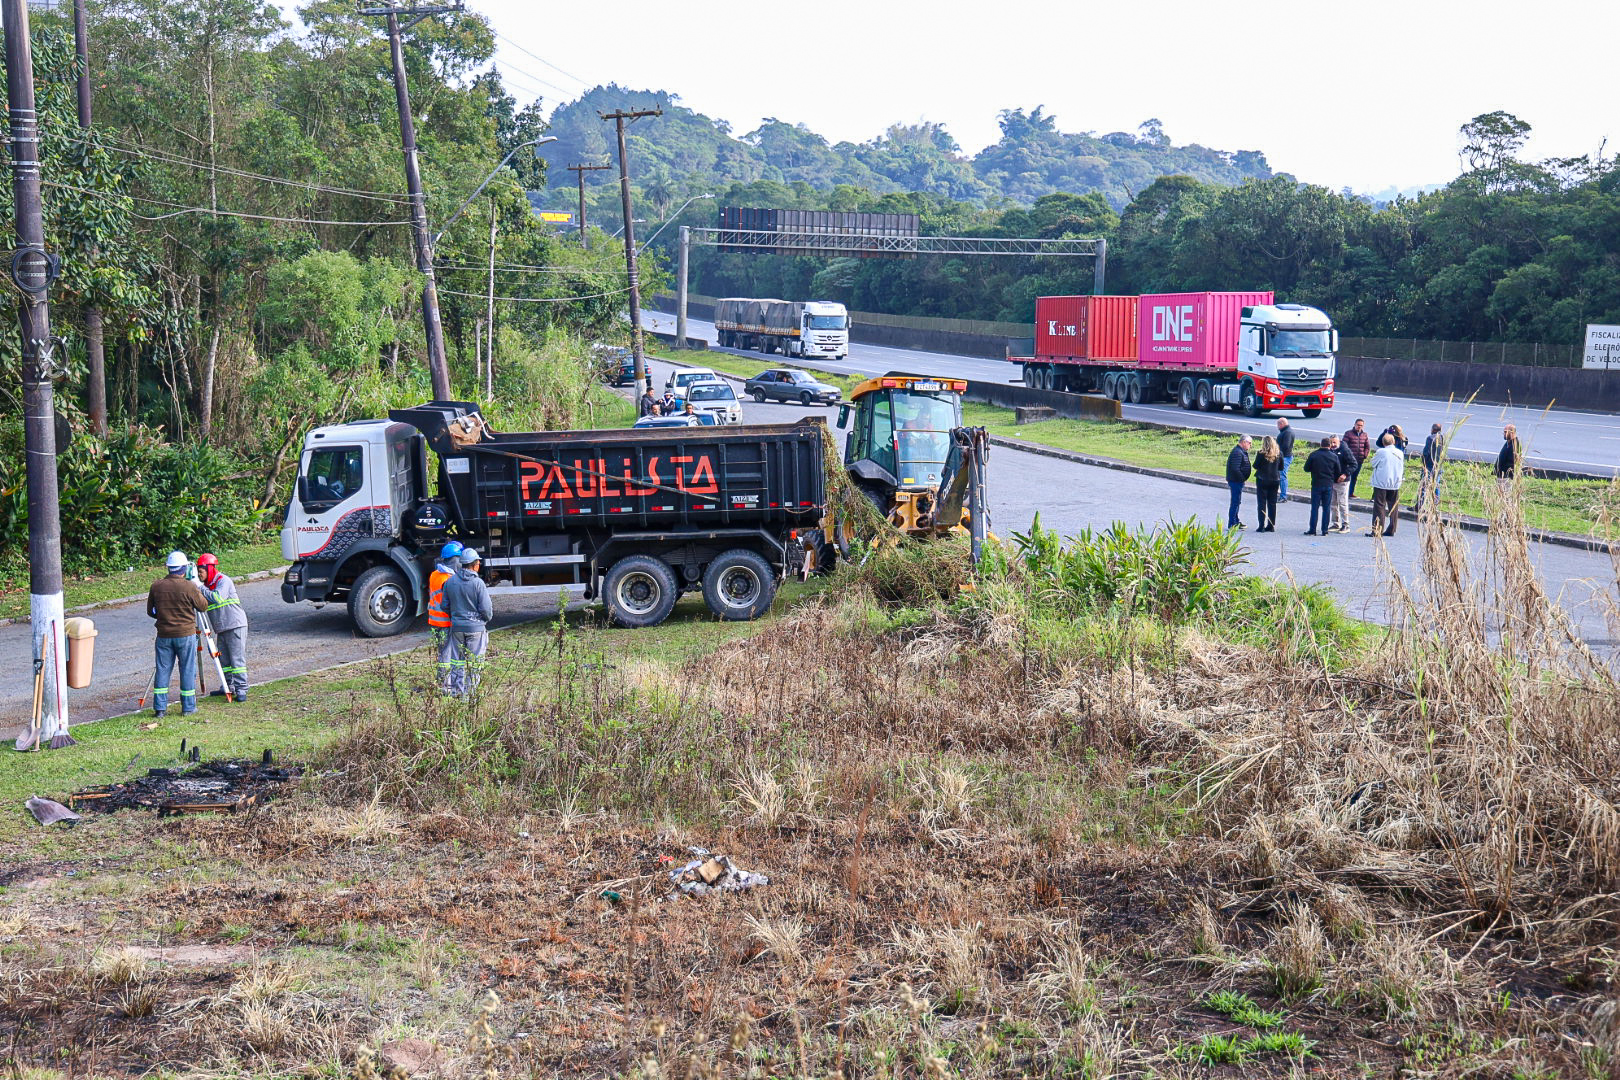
[[5, 0, 71, 749], [431, 136, 556, 247]]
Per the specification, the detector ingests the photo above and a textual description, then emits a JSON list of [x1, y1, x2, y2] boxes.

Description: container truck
[[714, 297, 850, 360], [1011, 292, 1338, 417], [279, 401, 826, 634]]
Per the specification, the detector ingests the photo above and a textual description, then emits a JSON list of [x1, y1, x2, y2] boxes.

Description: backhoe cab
[[801, 373, 989, 570]]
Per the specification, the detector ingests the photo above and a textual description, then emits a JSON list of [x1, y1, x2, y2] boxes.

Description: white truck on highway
[[713, 298, 850, 360]]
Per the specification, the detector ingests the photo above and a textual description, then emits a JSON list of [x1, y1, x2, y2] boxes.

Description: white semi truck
[[713, 298, 850, 360]]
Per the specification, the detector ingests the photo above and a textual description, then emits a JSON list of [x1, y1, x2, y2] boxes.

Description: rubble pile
[[69, 756, 301, 817], [667, 846, 770, 897]]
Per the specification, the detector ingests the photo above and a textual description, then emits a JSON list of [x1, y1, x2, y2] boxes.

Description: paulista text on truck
[[712, 297, 851, 360], [1010, 292, 1339, 417], [280, 402, 827, 635]]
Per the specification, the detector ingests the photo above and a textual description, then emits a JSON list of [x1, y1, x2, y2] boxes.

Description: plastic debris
[[26, 796, 81, 827], [600, 890, 622, 904], [667, 851, 769, 897]]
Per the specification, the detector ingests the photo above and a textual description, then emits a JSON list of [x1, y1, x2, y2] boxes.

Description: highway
[[644, 310, 1620, 478]]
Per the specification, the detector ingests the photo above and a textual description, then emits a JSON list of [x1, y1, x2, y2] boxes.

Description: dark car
[[591, 343, 636, 387], [744, 368, 842, 406]]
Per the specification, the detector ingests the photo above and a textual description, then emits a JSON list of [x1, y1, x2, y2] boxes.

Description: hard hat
[[440, 540, 465, 559], [196, 553, 218, 570], [459, 548, 481, 566], [165, 551, 188, 570]]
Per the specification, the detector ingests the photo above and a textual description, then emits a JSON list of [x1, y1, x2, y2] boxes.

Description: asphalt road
[[642, 354, 1619, 654], [644, 311, 1620, 478]]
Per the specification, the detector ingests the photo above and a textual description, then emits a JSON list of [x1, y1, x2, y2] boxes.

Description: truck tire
[[702, 548, 778, 621], [1178, 379, 1196, 410], [1101, 372, 1116, 399], [1241, 381, 1263, 417], [348, 564, 413, 638], [1195, 380, 1215, 411], [1127, 375, 1143, 404], [1302, 408, 1322, 418], [604, 555, 679, 628]]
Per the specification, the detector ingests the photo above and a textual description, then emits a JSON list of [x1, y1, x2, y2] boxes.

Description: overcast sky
[[338, 0, 1617, 194]]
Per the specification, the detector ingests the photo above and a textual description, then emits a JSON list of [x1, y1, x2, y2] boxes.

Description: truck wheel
[[1241, 382, 1262, 418], [1178, 379, 1195, 410], [348, 565, 413, 638], [702, 549, 778, 621], [1127, 375, 1143, 404], [1302, 408, 1322, 418], [752, 388, 766, 403], [799, 390, 814, 406], [604, 555, 679, 628], [1101, 372, 1116, 399], [1195, 380, 1215, 411]]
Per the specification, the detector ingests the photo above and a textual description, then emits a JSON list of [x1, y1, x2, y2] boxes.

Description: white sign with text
[[1584, 324, 1620, 370]]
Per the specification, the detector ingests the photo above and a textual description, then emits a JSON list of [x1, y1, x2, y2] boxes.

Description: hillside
[[534, 85, 1274, 212]]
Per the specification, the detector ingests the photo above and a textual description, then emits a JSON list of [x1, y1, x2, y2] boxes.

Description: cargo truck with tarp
[[1009, 292, 1338, 416], [279, 402, 827, 634], [714, 297, 850, 360]]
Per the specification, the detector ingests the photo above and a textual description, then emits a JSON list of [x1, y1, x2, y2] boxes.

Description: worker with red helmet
[[195, 553, 249, 701]]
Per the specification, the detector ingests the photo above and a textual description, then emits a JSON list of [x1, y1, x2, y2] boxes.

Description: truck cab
[[1237, 303, 1338, 415], [279, 419, 432, 636], [791, 301, 850, 360]]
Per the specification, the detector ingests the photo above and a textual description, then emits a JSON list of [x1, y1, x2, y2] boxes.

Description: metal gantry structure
[[671, 227, 1107, 347]]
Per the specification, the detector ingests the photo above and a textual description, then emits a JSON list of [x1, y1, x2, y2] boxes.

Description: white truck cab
[[1233, 303, 1338, 416], [790, 301, 849, 360]]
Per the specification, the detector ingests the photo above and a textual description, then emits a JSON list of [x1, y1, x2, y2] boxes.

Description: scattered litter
[[667, 850, 769, 897], [139, 721, 159, 731], [600, 890, 622, 904], [68, 755, 301, 817], [25, 797, 81, 827]]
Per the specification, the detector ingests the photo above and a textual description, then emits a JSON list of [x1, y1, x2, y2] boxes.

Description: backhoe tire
[[702, 549, 777, 621], [348, 565, 413, 638], [604, 555, 679, 628]]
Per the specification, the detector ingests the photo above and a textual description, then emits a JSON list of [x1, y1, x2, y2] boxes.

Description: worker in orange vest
[[428, 541, 463, 692]]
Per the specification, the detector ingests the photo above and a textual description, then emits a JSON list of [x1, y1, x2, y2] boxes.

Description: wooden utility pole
[[485, 196, 497, 399], [69, 0, 105, 436], [599, 108, 661, 393], [566, 162, 609, 249], [5, 0, 72, 749], [358, 2, 463, 401]]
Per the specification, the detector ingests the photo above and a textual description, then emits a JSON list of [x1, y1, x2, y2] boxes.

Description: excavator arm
[[934, 426, 991, 563]]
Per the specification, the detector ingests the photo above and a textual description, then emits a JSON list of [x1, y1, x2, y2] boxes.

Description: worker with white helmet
[[146, 551, 209, 716]]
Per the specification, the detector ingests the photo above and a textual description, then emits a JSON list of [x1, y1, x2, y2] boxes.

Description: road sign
[[1583, 324, 1620, 370], [537, 211, 572, 224]]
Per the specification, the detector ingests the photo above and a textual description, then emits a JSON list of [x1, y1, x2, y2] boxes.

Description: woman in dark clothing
[[1382, 424, 1409, 451], [1253, 435, 1283, 531]]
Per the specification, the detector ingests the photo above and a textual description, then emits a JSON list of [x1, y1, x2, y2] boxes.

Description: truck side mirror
[[296, 475, 310, 506], [836, 404, 851, 430], [1329, 329, 1340, 352]]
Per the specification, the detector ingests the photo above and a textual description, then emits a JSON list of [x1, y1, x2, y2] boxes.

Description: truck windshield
[[867, 390, 960, 486], [808, 315, 848, 330], [304, 446, 363, 508], [1268, 329, 1333, 357]]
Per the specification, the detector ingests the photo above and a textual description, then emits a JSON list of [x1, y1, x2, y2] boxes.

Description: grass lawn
[[0, 536, 288, 623]]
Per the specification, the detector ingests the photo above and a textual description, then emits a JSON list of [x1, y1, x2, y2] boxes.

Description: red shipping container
[[1135, 291, 1274, 371], [1033, 295, 1138, 362]]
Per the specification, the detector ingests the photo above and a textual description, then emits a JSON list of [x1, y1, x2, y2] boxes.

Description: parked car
[[591, 342, 636, 387], [632, 413, 704, 429], [744, 368, 842, 406], [683, 380, 741, 424], [664, 367, 720, 395]]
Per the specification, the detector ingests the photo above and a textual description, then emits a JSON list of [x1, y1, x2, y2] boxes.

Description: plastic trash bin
[[64, 617, 96, 688]]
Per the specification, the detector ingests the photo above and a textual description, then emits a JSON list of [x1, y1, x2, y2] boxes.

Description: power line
[[440, 285, 630, 303], [40, 180, 412, 227], [493, 31, 593, 89], [434, 261, 616, 275], [86, 134, 416, 205]]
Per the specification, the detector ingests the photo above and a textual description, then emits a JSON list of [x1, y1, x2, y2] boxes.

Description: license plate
[[913, 380, 941, 391]]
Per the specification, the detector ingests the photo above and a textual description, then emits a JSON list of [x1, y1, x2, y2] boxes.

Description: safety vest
[[427, 568, 453, 629]]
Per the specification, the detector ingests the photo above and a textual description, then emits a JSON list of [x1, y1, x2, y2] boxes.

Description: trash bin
[[64, 617, 96, 689]]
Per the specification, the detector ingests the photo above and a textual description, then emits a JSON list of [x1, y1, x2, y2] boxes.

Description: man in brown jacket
[[147, 550, 208, 716]]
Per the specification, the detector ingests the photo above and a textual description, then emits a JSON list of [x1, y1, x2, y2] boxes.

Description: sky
[[310, 0, 1617, 194]]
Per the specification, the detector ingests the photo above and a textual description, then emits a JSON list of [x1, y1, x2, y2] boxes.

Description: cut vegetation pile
[[1, 491, 1616, 1078]]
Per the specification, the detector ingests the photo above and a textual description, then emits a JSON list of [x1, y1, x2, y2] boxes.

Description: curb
[[986, 434, 1607, 553], [0, 565, 292, 628]]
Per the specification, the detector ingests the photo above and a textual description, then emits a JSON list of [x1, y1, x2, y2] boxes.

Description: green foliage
[[1202, 990, 1286, 1029]]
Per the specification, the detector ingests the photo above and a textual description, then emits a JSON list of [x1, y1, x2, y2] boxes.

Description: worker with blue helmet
[[428, 540, 465, 690]]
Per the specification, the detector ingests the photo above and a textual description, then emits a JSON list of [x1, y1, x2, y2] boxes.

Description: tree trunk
[[198, 325, 220, 439]]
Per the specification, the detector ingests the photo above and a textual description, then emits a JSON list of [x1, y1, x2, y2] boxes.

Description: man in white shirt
[[1366, 434, 1406, 538]]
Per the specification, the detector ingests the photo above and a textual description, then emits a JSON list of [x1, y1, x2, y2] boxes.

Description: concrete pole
[[676, 225, 689, 349], [71, 0, 105, 437], [4, 0, 70, 748], [1092, 238, 1108, 295]]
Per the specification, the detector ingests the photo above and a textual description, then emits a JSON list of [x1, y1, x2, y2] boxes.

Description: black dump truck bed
[[390, 402, 827, 542]]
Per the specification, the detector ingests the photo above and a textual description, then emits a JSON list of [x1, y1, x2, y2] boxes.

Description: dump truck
[[279, 402, 826, 634], [713, 297, 850, 360], [1010, 292, 1339, 417]]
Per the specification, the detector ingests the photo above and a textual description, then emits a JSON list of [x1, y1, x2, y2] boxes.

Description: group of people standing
[[1226, 417, 1457, 537]]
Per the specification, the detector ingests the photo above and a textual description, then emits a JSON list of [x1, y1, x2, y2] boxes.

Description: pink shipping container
[[1034, 295, 1138, 362], [1135, 291, 1273, 371]]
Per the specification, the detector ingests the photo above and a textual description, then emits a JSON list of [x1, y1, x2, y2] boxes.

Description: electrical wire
[[83, 134, 417, 206], [433, 262, 617, 276], [40, 180, 413, 227], [439, 285, 630, 304], [493, 31, 594, 90]]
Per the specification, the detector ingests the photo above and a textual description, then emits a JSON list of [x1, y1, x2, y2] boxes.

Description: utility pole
[[485, 196, 496, 399], [70, 0, 104, 436], [600, 107, 661, 393], [5, 0, 71, 749], [566, 162, 609, 249], [358, 1, 463, 402], [676, 225, 690, 348], [1092, 237, 1107, 295]]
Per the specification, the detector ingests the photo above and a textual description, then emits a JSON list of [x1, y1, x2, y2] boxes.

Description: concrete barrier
[[1336, 355, 1620, 411], [963, 379, 1120, 421]]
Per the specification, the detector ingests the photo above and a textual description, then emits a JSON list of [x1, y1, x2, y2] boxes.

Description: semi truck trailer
[[279, 402, 826, 635], [1010, 292, 1338, 417], [714, 297, 850, 360]]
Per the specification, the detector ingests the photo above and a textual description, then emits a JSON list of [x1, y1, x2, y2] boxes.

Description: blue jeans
[[1308, 488, 1333, 533], [1279, 455, 1293, 498], [1227, 480, 1245, 527], [153, 634, 198, 715], [1415, 468, 1442, 509]]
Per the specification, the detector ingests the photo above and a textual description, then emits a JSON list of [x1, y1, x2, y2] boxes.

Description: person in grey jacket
[[443, 547, 493, 697], [195, 552, 248, 701]]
